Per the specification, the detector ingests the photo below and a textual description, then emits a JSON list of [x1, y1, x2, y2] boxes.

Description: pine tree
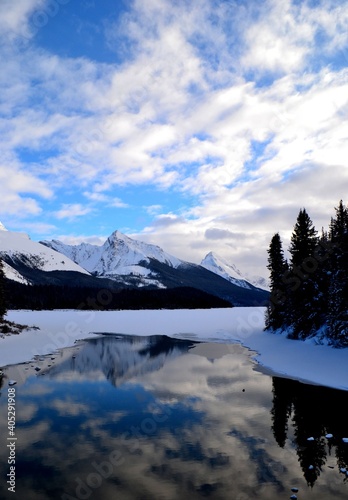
[[265, 233, 288, 330], [0, 258, 7, 321], [289, 209, 318, 267], [288, 209, 318, 338], [312, 229, 331, 328], [266, 202, 348, 345], [327, 200, 348, 344]]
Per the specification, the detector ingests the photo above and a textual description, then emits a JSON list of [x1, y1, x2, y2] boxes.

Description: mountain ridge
[[0, 225, 269, 306], [41, 230, 269, 305], [42, 229, 182, 284]]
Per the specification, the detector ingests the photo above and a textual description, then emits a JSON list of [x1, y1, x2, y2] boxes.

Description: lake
[[1, 334, 348, 500]]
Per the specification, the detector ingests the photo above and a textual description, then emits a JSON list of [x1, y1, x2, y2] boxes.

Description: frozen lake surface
[[2, 308, 348, 391]]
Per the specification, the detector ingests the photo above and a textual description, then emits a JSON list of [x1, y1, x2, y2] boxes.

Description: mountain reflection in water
[[0, 334, 347, 500]]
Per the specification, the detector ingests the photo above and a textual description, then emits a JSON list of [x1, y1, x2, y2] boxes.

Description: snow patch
[[2, 261, 30, 284]]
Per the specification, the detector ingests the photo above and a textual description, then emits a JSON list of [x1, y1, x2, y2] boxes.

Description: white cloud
[[242, 0, 315, 74], [205, 228, 243, 241], [54, 203, 93, 221], [144, 205, 163, 216], [83, 190, 128, 208], [14, 221, 57, 234], [0, 164, 51, 199], [109, 197, 129, 208], [51, 234, 105, 246], [150, 214, 186, 228], [0, 0, 46, 41], [0, 154, 52, 218], [1, 0, 348, 275]]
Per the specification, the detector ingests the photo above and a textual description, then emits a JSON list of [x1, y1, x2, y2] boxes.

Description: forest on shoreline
[[266, 200, 348, 346]]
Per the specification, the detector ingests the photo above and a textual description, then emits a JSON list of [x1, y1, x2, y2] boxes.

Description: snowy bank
[[1, 308, 348, 391]]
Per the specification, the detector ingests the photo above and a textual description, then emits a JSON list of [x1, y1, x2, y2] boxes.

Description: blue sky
[[1, 0, 348, 276]]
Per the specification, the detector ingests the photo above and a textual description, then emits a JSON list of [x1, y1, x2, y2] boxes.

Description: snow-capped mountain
[[1, 224, 269, 306], [42, 230, 182, 287], [201, 252, 269, 291], [0, 223, 90, 283], [201, 252, 253, 289], [42, 230, 269, 305], [245, 274, 269, 291], [45, 230, 182, 273]]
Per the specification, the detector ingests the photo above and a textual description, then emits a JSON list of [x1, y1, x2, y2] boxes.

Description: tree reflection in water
[[271, 377, 348, 486]]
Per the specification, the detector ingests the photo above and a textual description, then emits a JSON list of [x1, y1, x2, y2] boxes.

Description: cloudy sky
[[1, 0, 348, 276]]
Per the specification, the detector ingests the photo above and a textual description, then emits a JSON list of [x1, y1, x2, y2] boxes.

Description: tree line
[[2, 278, 231, 312], [266, 200, 348, 345]]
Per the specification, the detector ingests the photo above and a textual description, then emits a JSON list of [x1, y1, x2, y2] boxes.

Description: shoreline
[[1, 308, 348, 392]]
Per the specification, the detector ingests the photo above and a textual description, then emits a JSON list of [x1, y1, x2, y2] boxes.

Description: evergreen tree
[[288, 209, 318, 338], [266, 201, 348, 345], [0, 258, 7, 320], [313, 229, 331, 328], [327, 200, 348, 344], [265, 233, 288, 330], [289, 209, 318, 267]]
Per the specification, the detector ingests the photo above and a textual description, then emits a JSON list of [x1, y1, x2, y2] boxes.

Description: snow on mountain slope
[[201, 252, 252, 289], [244, 274, 269, 291], [0, 227, 91, 279], [43, 230, 182, 279], [201, 252, 269, 291], [42, 232, 269, 297], [2, 261, 30, 284]]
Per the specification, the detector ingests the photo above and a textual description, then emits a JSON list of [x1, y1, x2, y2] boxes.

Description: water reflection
[[46, 334, 197, 386], [271, 377, 348, 486], [0, 335, 347, 500]]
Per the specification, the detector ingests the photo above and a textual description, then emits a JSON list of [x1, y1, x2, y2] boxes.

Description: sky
[[1, 0, 348, 277]]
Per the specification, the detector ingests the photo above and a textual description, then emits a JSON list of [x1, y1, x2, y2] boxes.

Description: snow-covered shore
[[1, 307, 348, 391]]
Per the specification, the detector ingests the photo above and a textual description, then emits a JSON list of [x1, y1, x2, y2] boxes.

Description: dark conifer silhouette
[[0, 258, 7, 321], [288, 209, 318, 338], [266, 201, 348, 345], [265, 233, 288, 330], [327, 200, 348, 345]]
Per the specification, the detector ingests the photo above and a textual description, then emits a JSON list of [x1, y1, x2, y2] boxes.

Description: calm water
[[1, 334, 348, 500]]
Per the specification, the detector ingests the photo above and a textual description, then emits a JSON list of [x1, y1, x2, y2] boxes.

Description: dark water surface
[[1, 334, 348, 500]]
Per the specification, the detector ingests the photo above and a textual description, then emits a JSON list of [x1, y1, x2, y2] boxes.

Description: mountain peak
[[203, 251, 227, 265], [201, 252, 244, 281], [205, 251, 217, 259], [200, 252, 269, 291], [0, 221, 8, 231], [44, 229, 183, 282], [107, 230, 132, 244]]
